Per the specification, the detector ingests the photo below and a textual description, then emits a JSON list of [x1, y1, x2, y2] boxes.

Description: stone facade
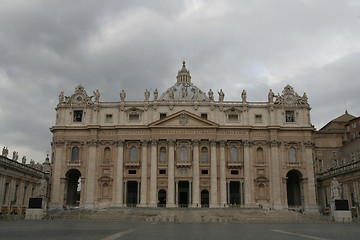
[[0, 151, 50, 216], [49, 61, 318, 213]]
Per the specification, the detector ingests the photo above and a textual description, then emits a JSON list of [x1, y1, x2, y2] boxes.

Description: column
[[304, 142, 319, 213], [84, 140, 97, 209], [113, 140, 124, 207], [0, 176, 5, 201], [210, 140, 218, 208], [124, 181, 127, 206], [243, 140, 254, 207], [49, 141, 64, 210], [175, 181, 179, 206], [167, 140, 175, 207], [189, 181, 192, 205], [139, 140, 148, 207], [149, 140, 158, 207], [227, 181, 230, 205], [137, 181, 141, 205], [219, 141, 227, 207], [192, 140, 200, 207], [270, 140, 282, 210]]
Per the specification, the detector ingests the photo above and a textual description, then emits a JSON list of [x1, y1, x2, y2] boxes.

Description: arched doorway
[[158, 189, 166, 207], [65, 169, 81, 207], [201, 190, 209, 207], [286, 170, 303, 208]]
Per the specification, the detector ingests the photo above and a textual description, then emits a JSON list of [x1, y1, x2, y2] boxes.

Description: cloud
[[0, 0, 359, 161]]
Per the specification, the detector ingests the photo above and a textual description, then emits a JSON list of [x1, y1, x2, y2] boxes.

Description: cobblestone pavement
[[0, 220, 359, 240]]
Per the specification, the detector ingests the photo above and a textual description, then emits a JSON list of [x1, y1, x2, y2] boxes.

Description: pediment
[[149, 110, 219, 128]]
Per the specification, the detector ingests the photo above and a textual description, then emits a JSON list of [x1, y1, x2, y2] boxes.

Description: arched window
[[180, 146, 188, 161], [129, 146, 138, 162], [104, 147, 111, 163], [289, 147, 296, 163], [71, 147, 79, 162], [160, 147, 166, 162], [257, 147, 264, 163], [230, 147, 238, 162], [201, 147, 208, 163]]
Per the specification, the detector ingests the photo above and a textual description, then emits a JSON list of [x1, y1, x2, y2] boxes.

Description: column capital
[[168, 139, 175, 146], [151, 139, 158, 146], [210, 139, 217, 146], [140, 139, 150, 146], [192, 139, 200, 145], [304, 141, 314, 149], [242, 140, 253, 147], [219, 140, 226, 147], [86, 139, 100, 146], [114, 140, 125, 147], [268, 140, 281, 147]]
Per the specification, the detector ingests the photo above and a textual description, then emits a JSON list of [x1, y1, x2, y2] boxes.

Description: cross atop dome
[[177, 60, 191, 84]]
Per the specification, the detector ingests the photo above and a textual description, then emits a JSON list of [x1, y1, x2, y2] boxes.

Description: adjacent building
[[315, 112, 360, 217], [49, 61, 318, 213]]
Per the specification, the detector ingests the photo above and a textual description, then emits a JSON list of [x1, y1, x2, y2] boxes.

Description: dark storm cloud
[[1, 0, 359, 162]]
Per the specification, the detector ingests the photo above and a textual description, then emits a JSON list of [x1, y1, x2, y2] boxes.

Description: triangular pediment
[[149, 110, 219, 128]]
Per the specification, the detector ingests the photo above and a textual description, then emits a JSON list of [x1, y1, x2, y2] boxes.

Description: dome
[[159, 61, 209, 102], [159, 82, 209, 102]]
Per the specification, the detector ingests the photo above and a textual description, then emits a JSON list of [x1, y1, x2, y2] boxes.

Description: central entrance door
[[229, 181, 241, 205], [127, 181, 138, 207], [178, 181, 189, 207], [201, 190, 209, 207]]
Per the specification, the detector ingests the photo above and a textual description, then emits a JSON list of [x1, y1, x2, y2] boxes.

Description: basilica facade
[[49, 61, 318, 213]]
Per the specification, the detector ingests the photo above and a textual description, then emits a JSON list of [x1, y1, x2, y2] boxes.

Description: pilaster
[[149, 139, 158, 207], [167, 140, 176, 208], [210, 140, 218, 208], [191, 139, 200, 207]]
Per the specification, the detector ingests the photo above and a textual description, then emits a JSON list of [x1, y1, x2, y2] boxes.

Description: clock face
[[284, 94, 294, 104], [75, 95, 83, 103]]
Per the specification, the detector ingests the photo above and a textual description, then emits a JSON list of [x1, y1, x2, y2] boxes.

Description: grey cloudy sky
[[1, 0, 360, 163]]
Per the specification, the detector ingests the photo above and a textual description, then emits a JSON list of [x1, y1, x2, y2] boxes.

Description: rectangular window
[[129, 113, 139, 121], [285, 111, 295, 122], [255, 114, 262, 123], [105, 114, 113, 123], [333, 151, 337, 156], [201, 113, 208, 119], [128, 170, 136, 174], [231, 170, 239, 175], [159, 169, 166, 174], [352, 123, 356, 128], [201, 170, 208, 175], [73, 110, 83, 122], [318, 159, 323, 167], [160, 113, 167, 119], [228, 114, 238, 122]]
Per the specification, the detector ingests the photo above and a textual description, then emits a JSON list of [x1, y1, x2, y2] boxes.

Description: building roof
[[318, 111, 355, 132]]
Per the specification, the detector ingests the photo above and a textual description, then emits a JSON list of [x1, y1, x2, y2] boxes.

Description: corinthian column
[[192, 140, 200, 207], [84, 139, 98, 209], [304, 141, 319, 213], [113, 140, 124, 207], [139, 140, 148, 207], [167, 140, 175, 207], [270, 140, 282, 210], [210, 140, 218, 208], [149, 139, 158, 207], [243, 140, 253, 207], [49, 140, 64, 210], [219, 141, 227, 207]]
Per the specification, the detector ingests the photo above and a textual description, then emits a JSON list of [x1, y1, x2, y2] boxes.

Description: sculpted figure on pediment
[[120, 90, 126, 101], [218, 89, 224, 102], [208, 89, 214, 101], [59, 91, 64, 104], [241, 89, 247, 103], [268, 89, 274, 103], [153, 89, 158, 101], [144, 89, 150, 101]]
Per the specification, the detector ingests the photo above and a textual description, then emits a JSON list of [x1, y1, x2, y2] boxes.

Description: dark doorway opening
[[201, 190, 209, 207], [158, 189, 166, 207], [178, 181, 189, 207], [127, 181, 138, 207], [65, 169, 81, 207], [230, 181, 241, 205], [286, 170, 302, 207]]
